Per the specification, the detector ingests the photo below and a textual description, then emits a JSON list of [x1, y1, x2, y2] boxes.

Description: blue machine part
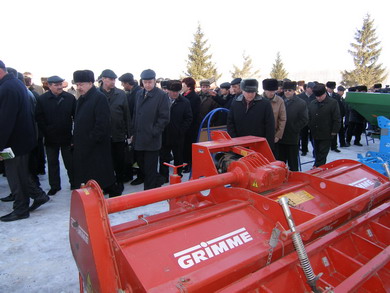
[[357, 152, 389, 175], [378, 116, 390, 154], [358, 116, 390, 175]]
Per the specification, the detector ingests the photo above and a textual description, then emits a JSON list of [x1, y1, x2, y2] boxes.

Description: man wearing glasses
[[278, 81, 308, 171]]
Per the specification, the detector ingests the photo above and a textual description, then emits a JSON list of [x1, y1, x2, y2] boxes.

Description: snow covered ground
[[0, 139, 380, 292]]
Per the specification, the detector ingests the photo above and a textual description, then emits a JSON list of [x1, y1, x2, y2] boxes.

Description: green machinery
[[345, 92, 390, 126]]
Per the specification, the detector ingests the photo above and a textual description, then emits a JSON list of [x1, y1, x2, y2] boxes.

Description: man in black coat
[[213, 82, 234, 125], [346, 85, 367, 146], [0, 61, 49, 222], [308, 83, 341, 167], [72, 70, 118, 197], [326, 81, 345, 152], [159, 80, 193, 182], [131, 69, 169, 190], [182, 77, 201, 173], [119, 73, 143, 184], [227, 79, 275, 149], [278, 81, 308, 171], [35, 75, 76, 194], [297, 82, 316, 156], [98, 69, 131, 193]]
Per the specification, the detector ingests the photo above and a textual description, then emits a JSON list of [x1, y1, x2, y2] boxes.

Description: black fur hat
[[282, 81, 297, 90], [326, 81, 336, 89], [73, 70, 95, 83], [262, 79, 278, 91], [168, 80, 182, 92], [357, 85, 368, 92], [313, 83, 326, 97]]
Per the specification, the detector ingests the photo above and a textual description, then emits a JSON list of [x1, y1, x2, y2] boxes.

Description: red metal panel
[[69, 132, 390, 292]]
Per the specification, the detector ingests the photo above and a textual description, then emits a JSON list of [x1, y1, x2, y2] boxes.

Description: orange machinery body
[[69, 131, 390, 292]]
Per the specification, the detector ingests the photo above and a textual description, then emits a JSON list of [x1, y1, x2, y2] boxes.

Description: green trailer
[[345, 92, 390, 126]]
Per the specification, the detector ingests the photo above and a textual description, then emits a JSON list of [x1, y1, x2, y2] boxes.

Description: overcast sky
[[2, 0, 389, 86]]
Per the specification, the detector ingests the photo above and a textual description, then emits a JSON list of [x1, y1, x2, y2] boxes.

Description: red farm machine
[[69, 131, 390, 292]]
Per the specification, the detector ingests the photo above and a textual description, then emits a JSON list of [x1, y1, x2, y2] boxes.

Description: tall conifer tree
[[230, 52, 260, 79], [270, 52, 288, 80], [184, 24, 220, 81], [341, 14, 387, 87]]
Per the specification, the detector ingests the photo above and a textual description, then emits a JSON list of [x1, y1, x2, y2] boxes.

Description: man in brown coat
[[261, 78, 286, 156]]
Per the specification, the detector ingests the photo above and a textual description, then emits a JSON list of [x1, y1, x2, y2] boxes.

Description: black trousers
[[300, 126, 310, 153], [136, 150, 159, 190], [111, 141, 126, 183], [338, 123, 347, 146], [134, 151, 145, 179], [313, 139, 332, 167], [159, 141, 184, 179], [278, 144, 299, 171], [183, 127, 198, 165], [346, 122, 365, 144], [4, 154, 47, 215], [46, 144, 73, 189], [37, 136, 46, 174]]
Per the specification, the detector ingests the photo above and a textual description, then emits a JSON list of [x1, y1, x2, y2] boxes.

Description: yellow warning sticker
[[277, 190, 314, 206], [240, 150, 248, 157], [252, 181, 259, 188]]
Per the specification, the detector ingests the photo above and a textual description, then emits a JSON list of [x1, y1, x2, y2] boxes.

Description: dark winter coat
[[227, 94, 275, 149], [297, 91, 315, 106], [163, 95, 193, 145], [183, 90, 201, 141], [213, 94, 234, 125], [279, 95, 308, 145], [99, 87, 131, 142], [125, 85, 142, 119], [348, 109, 365, 124], [198, 91, 219, 125], [131, 86, 170, 151], [72, 86, 115, 189], [308, 96, 341, 140], [328, 92, 346, 118], [35, 90, 76, 146], [0, 73, 36, 156]]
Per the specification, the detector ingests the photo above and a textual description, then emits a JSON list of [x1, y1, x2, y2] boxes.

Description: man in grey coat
[[131, 69, 169, 190], [98, 69, 131, 193]]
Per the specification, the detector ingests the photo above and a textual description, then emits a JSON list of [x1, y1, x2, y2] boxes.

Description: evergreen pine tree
[[341, 14, 387, 87], [230, 52, 260, 79], [184, 24, 220, 81], [270, 52, 288, 80]]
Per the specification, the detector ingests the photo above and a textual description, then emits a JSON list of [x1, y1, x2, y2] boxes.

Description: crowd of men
[[0, 58, 379, 222]]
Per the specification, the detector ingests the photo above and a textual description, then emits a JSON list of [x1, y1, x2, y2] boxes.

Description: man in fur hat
[[261, 78, 286, 156], [72, 70, 120, 197], [228, 79, 275, 149]]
